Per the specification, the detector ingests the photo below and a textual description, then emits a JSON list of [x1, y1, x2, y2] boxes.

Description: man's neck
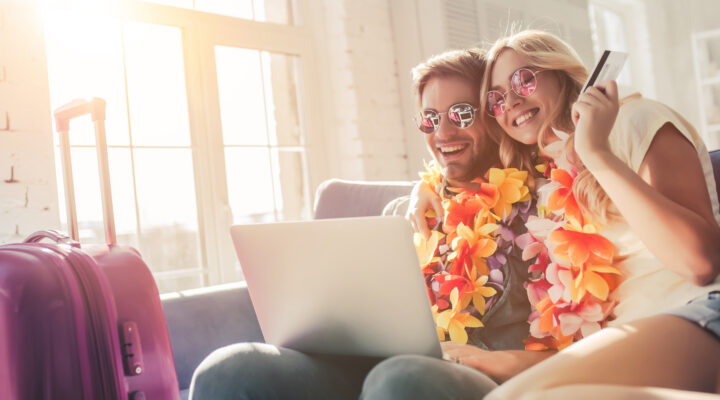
[[446, 178, 482, 191]]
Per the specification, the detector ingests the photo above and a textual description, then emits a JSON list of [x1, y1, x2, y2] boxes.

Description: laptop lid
[[230, 216, 442, 359]]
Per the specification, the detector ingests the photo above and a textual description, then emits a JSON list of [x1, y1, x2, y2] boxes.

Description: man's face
[[421, 76, 494, 184]]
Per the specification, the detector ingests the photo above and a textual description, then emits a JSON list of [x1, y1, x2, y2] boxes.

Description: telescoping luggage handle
[[54, 98, 117, 246]]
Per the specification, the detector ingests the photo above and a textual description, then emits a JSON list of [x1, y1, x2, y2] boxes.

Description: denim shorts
[[665, 290, 720, 340]]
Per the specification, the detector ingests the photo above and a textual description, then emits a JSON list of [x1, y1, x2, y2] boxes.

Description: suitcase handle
[[24, 230, 81, 248], [53, 98, 116, 246]]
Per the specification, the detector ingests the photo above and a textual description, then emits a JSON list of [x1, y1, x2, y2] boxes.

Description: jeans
[[360, 354, 498, 399], [189, 343, 498, 400], [189, 343, 380, 399]]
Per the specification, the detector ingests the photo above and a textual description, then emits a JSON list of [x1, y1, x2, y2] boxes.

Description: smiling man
[[367, 48, 534, 399], [415, 51, 500, 188]]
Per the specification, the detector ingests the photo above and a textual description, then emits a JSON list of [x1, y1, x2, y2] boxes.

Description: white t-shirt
[[600, 97, 720, 326]]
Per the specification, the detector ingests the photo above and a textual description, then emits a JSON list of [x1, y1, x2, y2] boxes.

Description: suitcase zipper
[[55, 245, 125, 400]]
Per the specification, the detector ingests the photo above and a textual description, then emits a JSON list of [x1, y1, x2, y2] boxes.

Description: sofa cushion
[[162, 282, 264, 392], [313, 179, 415, 219]]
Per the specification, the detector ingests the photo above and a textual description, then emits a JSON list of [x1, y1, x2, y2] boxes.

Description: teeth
[[515, 109, 537, 126], [440, 145, 465, 153]]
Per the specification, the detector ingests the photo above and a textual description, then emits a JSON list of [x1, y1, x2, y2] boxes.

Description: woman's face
[[489, 49, 561, 145]]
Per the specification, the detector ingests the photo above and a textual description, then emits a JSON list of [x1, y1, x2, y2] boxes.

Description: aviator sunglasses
[[486, 68, 546, 118], [415, 103, 477, 134]]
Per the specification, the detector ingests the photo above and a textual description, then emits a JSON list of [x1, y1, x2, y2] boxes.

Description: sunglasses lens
[[512, 69, 537, 97], [448, 103, 475, 128], [486, 91, 505, 117], [417, 112, 439, 134]]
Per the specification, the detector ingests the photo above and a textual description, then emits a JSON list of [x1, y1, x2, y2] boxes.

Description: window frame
[[47, 0, 326, 289]]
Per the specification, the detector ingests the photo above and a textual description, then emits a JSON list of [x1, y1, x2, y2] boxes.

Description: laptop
[[230, 216, 443, 359]]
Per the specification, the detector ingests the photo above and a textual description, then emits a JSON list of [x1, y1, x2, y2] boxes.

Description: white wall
[[314, 0, 410, 182], [0, 0, 60, 243]]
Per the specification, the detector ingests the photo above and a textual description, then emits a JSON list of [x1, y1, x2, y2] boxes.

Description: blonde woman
[[407, 30, 720, 398]]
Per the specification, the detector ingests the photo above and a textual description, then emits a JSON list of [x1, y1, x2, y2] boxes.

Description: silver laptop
[[230, 216, 443, 358]]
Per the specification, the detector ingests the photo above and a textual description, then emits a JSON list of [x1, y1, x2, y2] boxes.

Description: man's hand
[[441, 342, 556, 383], [406, 181, 444, 238]]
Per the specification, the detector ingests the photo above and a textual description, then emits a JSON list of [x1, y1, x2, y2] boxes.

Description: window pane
[[271, 150, 310, 221], [55, 147, 139, 248], [44, 10, 130, 146], [224, 147, 276, 223], [196, 0, 294, 25], [216, 47, 302, 146], [215, 47, 268, 146], [156, 274, 204, 294], [133, 149, 201, 272], [263, 52, 302, 146], [702, 85, 720, 126], [123, 21, 191, 147], [697, 36, 720, 80]]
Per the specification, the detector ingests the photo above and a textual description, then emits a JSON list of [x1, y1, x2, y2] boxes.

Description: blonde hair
[[481, 30, 618, 223]]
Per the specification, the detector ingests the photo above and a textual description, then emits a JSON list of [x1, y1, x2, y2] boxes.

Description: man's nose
[[435, 115, 456, 138]]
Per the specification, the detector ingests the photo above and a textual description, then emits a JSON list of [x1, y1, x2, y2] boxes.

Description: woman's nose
[[505, 90, 524, 111]]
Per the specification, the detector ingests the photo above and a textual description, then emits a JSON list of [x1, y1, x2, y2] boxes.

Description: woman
[[408, 30, 720, 398]]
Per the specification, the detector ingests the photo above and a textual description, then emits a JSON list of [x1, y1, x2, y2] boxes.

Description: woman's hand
[[406, 181, 444, 238], [571, 80, 620, 166], [441, 342, 556, 383]]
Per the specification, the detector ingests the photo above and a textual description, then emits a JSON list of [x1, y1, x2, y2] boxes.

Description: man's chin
[[443, 168, 475, 185]]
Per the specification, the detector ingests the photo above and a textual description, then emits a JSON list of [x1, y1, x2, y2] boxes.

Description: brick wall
[[317, 0, 410, 182], [0, 0, 60, 243]]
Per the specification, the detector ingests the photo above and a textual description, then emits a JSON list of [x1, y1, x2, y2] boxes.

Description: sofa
[[162, 151, 720, 399]]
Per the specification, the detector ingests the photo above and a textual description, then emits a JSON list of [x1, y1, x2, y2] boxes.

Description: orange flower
[[549, 223, 614, 267], [436, 268, 497, 315], [488, 168, 531, 219], [436, 287, 484, 344], [443, 184, 498, 234], [547, 169, 582, 225], [449, 222, 498, 275]]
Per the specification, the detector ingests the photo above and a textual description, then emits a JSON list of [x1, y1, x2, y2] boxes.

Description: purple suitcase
[[0, 98, 180, 399]]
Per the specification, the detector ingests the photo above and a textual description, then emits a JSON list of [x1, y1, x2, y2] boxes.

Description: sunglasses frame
[[486, 68, 544, 118], [414, 102, 478, 135]]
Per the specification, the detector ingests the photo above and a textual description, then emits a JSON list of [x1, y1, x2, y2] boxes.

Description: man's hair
[[411, 48, 488, 109]]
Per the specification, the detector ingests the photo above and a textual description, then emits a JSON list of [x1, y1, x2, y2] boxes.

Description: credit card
[[582, 50, 628, 93]]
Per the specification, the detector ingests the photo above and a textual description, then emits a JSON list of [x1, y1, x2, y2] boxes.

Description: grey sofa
[[161, 179, 414, 399], [163, 150, 720, 399]]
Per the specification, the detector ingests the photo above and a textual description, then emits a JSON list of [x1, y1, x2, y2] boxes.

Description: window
[[588, 0, 654, 98], [43, 0, 319, 293]]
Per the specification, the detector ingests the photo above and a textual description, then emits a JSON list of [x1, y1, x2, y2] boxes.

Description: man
[[190, 49, 531, 400]]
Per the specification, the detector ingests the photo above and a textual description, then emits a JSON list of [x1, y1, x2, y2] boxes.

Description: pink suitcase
[[0, 98, 180, 399]]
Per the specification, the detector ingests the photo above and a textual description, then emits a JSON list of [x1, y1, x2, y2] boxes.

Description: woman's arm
[[572, 81, 720, 285], [406, 181, 444, 238]]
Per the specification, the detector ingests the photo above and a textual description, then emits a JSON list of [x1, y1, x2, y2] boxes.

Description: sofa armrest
[[313, 178, 415, 219], [162, 282, 264, 393]]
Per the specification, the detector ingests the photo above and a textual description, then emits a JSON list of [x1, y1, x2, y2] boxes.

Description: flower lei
[[519, 156, 622, 351], [414, 160, 534, 344]]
